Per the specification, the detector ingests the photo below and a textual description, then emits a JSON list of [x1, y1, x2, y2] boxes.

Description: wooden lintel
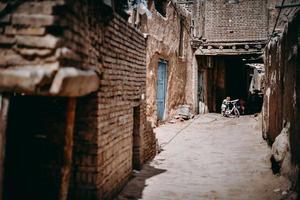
[[201, 41, 267, 47], [0, 66, 100, 97], [0, 95, 9, 200], [58, 97, 76, 200], [50, 68, 100, 97], [195, 48, 263, 56]]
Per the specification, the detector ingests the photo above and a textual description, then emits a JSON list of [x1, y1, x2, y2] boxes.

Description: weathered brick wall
[[59, 1, 156, 199], [263, 7, 300, 189], [0, 1, 156, 199], [0, 1, 62, 69], [202, 0, 268, 42], [97, 14, 154, 199]]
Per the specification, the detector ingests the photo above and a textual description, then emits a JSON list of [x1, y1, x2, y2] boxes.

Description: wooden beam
[[50, 68, 100, 97], [58, 98, 76, 200], [0, 66, 100, 97], [0, 63, 58, 94], [0, 95, 9, 200], [275, 3, 300, 8]]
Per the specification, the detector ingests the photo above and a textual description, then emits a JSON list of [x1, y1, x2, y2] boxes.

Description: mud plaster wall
[[263, 9, 300, 187], [142, 1, 193, 125]]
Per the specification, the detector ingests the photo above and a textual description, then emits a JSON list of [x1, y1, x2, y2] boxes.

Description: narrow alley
[[0, 0, 299, 200], [118, 114, 290, 200]]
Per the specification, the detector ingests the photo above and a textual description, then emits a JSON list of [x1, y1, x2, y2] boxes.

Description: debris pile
[[169, 105, 194, 123]]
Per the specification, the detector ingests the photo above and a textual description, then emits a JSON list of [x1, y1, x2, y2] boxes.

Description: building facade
[[190, 0, 268, 114], [132, 0, 194, 125]]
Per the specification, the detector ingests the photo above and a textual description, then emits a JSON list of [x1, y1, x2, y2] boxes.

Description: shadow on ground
[[116, 164, 166, 200]]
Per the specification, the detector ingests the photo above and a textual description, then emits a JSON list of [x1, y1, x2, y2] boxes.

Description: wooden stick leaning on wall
[[58, 98, 77, 200], [0, 95, 9, 200]]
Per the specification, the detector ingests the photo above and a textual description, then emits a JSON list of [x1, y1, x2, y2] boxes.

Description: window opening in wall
[[154, 0, 167, 17], [179, 18, 184, 57]]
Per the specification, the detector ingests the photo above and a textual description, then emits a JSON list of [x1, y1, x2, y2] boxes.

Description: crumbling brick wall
[[0, 1, 62, 70], [194, 0, 268, 42], [0, 1, 156, 199]]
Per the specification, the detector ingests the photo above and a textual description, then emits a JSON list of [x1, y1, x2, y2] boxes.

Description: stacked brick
[[0, 0, 156, 200], [97, 14, 151, 199], [203, 0, 268, 42], [0, 1, 63, 69]]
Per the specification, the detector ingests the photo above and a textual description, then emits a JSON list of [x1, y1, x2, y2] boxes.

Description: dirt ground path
[[117, 114, 290, 200]]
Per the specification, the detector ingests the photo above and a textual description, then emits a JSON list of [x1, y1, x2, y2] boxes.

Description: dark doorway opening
[[197, 55, 263, 114], [225, 56, 250, 101], [3, 95, 68, 200], [132, 106, 141, 170]]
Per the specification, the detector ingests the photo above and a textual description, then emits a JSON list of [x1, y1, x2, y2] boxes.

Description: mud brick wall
[[263, 8, 300, 189], [0, 1, 156, 199], [202, 0, 268, 42], [97, 14, 153, 199], [0, 1, 63, 69], [59, 1, 156, 199]]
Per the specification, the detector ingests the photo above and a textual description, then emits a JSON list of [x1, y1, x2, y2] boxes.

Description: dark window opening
[[154, 0, 168, 17], [113, 0, 130, 20]]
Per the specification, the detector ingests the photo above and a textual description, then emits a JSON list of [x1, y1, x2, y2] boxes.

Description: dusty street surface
[[117, 114, 289, 200]]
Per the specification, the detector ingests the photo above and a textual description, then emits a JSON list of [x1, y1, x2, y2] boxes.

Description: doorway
[[3, 95, 68, 200], [198, 70, 207, 114], [225, 56, 249, 101], [132, 106, 141, 170], [156, 60, 167, 120]]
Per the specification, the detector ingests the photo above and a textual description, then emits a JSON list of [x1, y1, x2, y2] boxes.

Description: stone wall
[[141, 1, 194, 125], [263, 7, 300, 190], [0, 1, 156, 199]]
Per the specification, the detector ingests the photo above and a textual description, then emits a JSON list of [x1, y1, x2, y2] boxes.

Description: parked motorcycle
[[221, 99, 240, 118]]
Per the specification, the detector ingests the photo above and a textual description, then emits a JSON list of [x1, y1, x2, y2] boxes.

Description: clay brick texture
[[201, 0, 268, 42], [0, 1, 156, 199]]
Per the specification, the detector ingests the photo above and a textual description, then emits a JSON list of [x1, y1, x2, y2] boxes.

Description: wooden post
[[0, 95, 9, 200], [58, 98, 76, 200]]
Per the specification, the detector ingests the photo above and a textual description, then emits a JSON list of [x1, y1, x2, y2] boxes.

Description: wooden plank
[[58, 98, 76, 200], [0, 95, 9, 200]]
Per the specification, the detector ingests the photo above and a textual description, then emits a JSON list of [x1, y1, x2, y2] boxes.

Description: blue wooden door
[[157, 61, 167, 120]]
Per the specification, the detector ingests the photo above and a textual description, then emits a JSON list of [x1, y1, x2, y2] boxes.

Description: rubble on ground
[[169, 105, 194, 123]]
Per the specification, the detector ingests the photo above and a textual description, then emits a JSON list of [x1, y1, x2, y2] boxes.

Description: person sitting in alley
[[221, 96, 231, 115]]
